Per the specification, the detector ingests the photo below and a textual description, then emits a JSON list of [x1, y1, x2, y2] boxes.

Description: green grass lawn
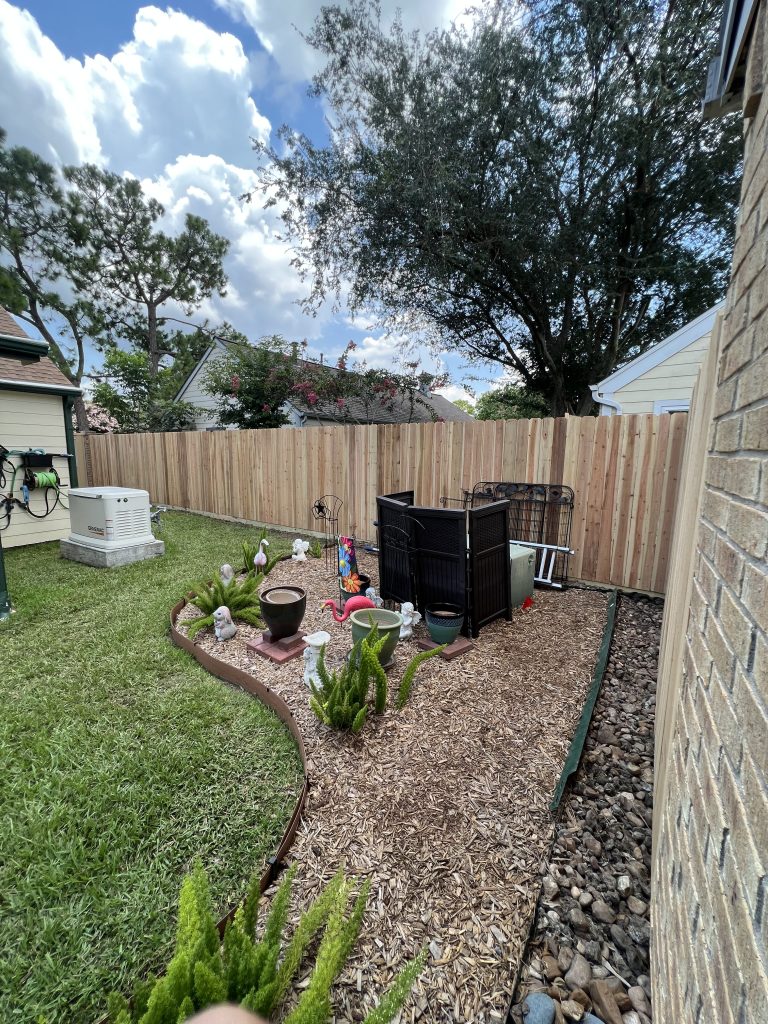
[[0, 512, 303, 1023]]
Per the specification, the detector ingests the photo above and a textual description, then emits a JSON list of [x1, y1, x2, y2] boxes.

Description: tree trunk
[[147, 303, 159, 377], [73, 394, 90, 433]]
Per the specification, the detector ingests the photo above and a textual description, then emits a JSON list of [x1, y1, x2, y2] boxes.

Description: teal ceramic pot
[[425, 603, 464, 645], [260, 586, 307, 640], [349, 607, 403, 668]]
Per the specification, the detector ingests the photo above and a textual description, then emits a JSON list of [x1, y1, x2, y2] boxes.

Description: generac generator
[[67, 486, 154, 549]]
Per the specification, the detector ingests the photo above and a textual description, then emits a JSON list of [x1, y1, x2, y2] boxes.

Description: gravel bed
[[509, 593, 661, 1024], [176, 554, 608, 1023]]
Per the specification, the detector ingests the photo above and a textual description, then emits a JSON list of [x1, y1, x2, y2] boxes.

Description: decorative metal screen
[[375, 493, 416, 604], [443, 482, 574, 585], [408, 506, 468, 631], [468, 501, 512, 634]]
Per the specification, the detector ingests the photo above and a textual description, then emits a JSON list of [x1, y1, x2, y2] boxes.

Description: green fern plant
[[186, 573, 263, 638], [107, 862, 423, 1024], [309, 626, 388, 732], [396, 645, 446, 709]]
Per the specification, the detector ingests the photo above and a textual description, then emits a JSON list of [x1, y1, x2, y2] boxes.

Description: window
[[653, 400, 690, 414]]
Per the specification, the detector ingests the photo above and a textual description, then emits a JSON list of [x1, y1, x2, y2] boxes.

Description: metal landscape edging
[[550, 587, 617, 811], [505, 587, 618, 1021], [170, 595, 309, 935]]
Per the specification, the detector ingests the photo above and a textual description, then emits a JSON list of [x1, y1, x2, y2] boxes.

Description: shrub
[[107, 862, 424, 1024], [308, 539, 323, 559], [309, 627, 388, 732], [186, 574, 263, 638]]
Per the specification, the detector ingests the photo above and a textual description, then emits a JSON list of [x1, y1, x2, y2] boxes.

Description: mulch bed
[[175, 554, 608, 1023]]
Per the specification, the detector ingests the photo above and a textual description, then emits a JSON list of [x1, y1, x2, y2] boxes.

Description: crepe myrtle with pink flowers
[[202, 335, 448, 429]]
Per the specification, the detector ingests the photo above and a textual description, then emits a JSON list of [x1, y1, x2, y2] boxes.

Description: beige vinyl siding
[[0, 389, 72, 548], [613, 331, 711, 414]]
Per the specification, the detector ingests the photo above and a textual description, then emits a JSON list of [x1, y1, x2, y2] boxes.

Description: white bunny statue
[[213, 606, 237, 642], [219, 563, 236, 585], [365, 586, 384, 608]]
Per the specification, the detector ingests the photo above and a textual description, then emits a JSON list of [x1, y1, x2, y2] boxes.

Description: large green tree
[[258, 0, 741, 414], [0, 132, 230, 432], [67, 165, 229, 379], [0, 130, 104, 430]]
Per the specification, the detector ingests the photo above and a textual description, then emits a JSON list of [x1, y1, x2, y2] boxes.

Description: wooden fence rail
[[75, 412, 688, 593]]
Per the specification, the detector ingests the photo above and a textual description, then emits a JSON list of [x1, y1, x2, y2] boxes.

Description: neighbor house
[[175, 340, 472, 429], [590, 303, 724, 415], [0, 308, 79, 547]]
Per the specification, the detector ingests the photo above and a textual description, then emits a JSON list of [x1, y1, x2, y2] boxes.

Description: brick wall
[[652, 6, 768, 1023]]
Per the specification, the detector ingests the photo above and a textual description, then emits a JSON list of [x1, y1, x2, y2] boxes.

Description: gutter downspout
[[589, 383, 622, 416]]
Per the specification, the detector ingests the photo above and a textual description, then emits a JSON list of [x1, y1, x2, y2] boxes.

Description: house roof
[[176, 340, 473, 425], [0, 308, 80, 394], [0, 307, 29, 339], [590, 303, 724, 400]]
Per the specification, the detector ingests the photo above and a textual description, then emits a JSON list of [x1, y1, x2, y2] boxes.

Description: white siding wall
[[0, 390, 72, 548], [181, 349, 223, 430], [612, 331, 711, 414]]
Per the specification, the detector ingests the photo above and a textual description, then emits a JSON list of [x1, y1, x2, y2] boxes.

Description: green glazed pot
[[349, 607, 403, 668], [425, 603, 464, 645]]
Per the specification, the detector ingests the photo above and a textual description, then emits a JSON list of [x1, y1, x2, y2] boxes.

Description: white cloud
[[213, 0, 475, 82], [435, 384, 475, 406], [0, 0, 478, 374]]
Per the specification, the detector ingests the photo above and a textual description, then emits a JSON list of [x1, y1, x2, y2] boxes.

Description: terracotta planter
[[425, 603, 464, 645], [349, 607, 403, 668], [260, 586, 307, 640]]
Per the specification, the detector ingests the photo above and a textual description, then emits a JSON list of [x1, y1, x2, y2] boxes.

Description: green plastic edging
[[550, 588, 617, 812]]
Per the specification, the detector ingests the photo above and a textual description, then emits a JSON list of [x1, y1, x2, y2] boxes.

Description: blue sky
[[0, 0, 487, 404]]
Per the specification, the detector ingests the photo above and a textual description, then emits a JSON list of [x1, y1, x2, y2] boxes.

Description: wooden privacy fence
[[75, 412, 688, 593]]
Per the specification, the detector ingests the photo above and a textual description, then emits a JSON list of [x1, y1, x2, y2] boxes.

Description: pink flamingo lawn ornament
[[254, 538, 269, 571], [322, 595, 376, 623]]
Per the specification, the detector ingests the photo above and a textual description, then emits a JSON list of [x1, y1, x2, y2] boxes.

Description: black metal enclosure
[[375, 492, 512, 638], [442, 481, 575, 585]]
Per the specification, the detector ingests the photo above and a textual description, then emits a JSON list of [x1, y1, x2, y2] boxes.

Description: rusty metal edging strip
[[170, 596, 309, 934], [550, 587, 617, 811]]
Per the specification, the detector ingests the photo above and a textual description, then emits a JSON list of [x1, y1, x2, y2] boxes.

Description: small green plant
[[308, 539, 323, 559], [396, 645, 446, 709], [107, 862, 424, 1024], [309, 627, 388, 732], [186, 573, 263, 638]]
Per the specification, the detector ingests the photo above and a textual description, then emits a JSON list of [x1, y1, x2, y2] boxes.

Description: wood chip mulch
[[175, 555, 608, 1023]]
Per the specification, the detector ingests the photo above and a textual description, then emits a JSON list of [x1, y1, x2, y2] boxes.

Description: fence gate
[[468, 500, 512, 635]]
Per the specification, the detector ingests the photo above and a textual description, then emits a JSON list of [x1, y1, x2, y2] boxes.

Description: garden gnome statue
[[303, 630, 331, 687], [399, 602, 421, 639], [365, 586, 384, 608], [292, 538, 310, 561], [219, 563, 236, 585], [213, 606, 237, 642]]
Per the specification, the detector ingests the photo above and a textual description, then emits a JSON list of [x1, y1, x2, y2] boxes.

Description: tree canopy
[[0, 130, 229, 431], [475, 384, 548, 420], [203, 338, 445, 429], [258, 0, 741, 414]]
